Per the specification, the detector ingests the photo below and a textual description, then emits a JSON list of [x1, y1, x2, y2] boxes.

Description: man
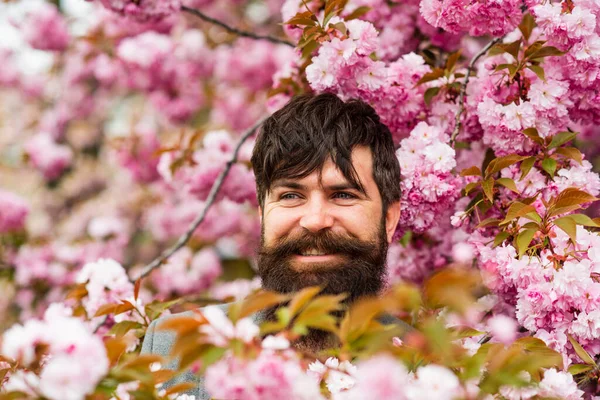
[[141, 93, 405, 398]]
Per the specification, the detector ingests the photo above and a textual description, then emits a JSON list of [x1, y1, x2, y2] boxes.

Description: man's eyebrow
[[271, 180, 307, 190], [271, 180, 368, 196], [326, 183, 367, 195]]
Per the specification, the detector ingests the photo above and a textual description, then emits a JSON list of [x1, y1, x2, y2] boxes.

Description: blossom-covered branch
[[134, 116, 267, 282], [181, 6, 294, 47], [450, 37, 503, 146]]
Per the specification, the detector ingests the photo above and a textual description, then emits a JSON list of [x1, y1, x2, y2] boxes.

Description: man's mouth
[[299, 248, 329, 256]]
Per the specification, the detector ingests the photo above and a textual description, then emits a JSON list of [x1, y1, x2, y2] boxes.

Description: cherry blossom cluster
[[86, 0, 182, 22], [18, 2, 70, 52], [531, 0, 600, 126], [117, 29, 212, 123], [305, 18, 431, 142], [472, 225, 600, 363], [420, 0, 523, 37], [0, 190, 28, 234], [395, 122, 462, 234], [150, 246, 222, 297], [1, 304, 109, 399], [76, 258, 136, 319], [158, 130, 258, 205]]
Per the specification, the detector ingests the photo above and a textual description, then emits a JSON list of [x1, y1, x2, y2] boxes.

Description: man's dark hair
[[251, 93, 401, 210]]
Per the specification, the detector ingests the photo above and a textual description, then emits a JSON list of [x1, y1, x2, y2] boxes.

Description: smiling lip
[[292, 254, 342, 271]]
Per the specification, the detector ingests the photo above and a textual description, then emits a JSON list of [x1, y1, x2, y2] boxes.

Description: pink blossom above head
[[0, 190, 29, 233]]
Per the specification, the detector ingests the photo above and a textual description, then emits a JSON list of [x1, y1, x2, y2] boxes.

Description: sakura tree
[[0, 0, 599, 398]]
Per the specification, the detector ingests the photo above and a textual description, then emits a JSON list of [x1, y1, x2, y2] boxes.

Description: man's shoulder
[[141, 302, 231, 357]]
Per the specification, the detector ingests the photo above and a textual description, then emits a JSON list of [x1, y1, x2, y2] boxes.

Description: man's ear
[[385, 201, 401, 243]]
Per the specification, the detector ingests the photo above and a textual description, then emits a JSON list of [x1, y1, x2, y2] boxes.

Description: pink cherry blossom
[[150, 246, 222, 296], [76, 258, 134, 318], [24, 134, 73, 181], [2, 309, 109, 400], [206, 350, 323, 400], [20, 3, 70, 51], [0, 190, 28, 233], [90, 0, 182, 22]]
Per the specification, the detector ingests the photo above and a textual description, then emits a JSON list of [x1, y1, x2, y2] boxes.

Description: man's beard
[[257, 218, 388, 353]]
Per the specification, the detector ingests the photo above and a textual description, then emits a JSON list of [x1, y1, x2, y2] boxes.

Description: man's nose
[[299, 200, 334, 233]]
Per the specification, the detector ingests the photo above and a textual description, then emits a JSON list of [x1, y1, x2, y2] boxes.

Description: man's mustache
[[258, 230, 378, 258]]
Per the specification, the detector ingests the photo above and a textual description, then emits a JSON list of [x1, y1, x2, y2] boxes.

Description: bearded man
[[141, 93, 407, 398]]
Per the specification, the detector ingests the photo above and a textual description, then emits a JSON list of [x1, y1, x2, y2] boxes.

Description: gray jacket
[[141, 303, 412, 399]]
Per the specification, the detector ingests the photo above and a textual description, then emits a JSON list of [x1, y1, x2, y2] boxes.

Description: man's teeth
[[301, 249, 328, 256]]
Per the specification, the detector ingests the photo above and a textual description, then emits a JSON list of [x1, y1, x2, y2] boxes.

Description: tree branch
[[181, 6, 295, 47], [450, 37, 503, 146], [132, 117, 267, 282]]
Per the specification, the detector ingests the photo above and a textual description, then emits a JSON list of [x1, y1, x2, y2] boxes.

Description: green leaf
[[541, 157, 557, 177], [518, 13, 536, 41], [568, 363, 594, 375], [416, 68, 444, 85], [495, 63, 518, 77], [553, 188, 598, 210], [554, 216, 577, 242], [145, 299, 181, 321], [522, 127, 543, 145], [501, 202, 537, 225], [486, 155, 528, 177], [464, 181, 479, 195], [400, 230, 412, 247], [476, 217, 501, 229], [482, 177, 495, 202], [445, 50, 462, 72], [529, 45, 565, 60], [289, 286, 322, 317], [516, 228, 537, 257], [460, 166, 482, 177], [519, 156, 537, 180], [424, 86, 440, 107], [555, 147, 583, 164], [285, 11, 317, 26], [524, 41, 545, 59], [548, 131, 578, 149], [523, 211, 542, 223], [489, 39, 522, 60], [527, 65, 545, 81], [569, 213, 600, 227], [496, 178, 519, 194], [494, 231, 510, 247], [345, 5, 371, 20], [568, 334, 597, 366], [109, 321, 144, 339]]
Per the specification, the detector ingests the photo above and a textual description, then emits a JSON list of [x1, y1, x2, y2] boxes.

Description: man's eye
[[280, 193, 301, 200], [333, 192, 356, 200]]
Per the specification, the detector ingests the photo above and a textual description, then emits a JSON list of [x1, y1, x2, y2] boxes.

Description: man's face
[[257, 146, 400, 302]]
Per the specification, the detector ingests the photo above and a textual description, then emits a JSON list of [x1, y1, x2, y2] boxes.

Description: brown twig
[[133, 117, 267, 282], [450, 37, 504, 146], [181, 6, 295, 47]]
